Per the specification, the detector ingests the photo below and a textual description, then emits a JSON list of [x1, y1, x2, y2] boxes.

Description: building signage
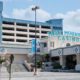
[[64, 31, 80, 37], [57, 35, 80, 42], [31, 39, 40, 53], [48, 31, 80, 42], [48, 30, 63, 36], [48, 31, 80, 37]]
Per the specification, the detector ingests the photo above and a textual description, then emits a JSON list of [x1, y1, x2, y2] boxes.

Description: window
[[16, 28, 27, 32], [41, 31, 48, 34], [41, 26, 50, 29], [16, 23, 27, 26], [53, 26, 62, 30], [2, 38, 14, 42], [2, 33, 14, 36], [16, 39, 27, 42], [29, 35, 39, 38], [16, 34, 27, 37], [29, 30, 39, 33], [37, 48, 40, 52], [3, 21, 14, 25], [41, 36, 48, 38], [29, 24, 39, 28], [50, 42, 54, 47], [2, 27, 14, 30], [44, 42, 47, 47]]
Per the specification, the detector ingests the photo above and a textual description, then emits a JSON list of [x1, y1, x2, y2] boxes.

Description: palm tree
[[42, 54, 50, 62]]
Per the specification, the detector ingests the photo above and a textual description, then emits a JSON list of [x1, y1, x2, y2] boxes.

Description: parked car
[[41, 62, 53, 72]]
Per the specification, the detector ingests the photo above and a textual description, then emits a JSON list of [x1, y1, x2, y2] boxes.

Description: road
[[0, 72, 80, 80]]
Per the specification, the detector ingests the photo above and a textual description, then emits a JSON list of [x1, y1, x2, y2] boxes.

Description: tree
[[9, 54, 14, 64], [42, 54, 50, 62]]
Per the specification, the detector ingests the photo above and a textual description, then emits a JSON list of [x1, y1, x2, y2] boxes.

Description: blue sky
[[0, 0, 80, 32]]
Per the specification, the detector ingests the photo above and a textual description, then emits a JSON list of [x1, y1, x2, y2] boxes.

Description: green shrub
[[53, 62, 62, 69]]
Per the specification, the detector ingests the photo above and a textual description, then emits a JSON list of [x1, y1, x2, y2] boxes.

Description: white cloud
[[12, 5, 51, 22], [53, 9, 80, 33], [2, 3, 80, 33], [12, 6, 80, 32]]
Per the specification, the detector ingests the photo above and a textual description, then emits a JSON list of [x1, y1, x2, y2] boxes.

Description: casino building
[[1, 1, 80, 71], [40, 31, 80, 70], [0, 1, 63, 69]]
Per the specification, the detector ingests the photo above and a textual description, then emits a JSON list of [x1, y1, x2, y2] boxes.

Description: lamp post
[[32, 6, 39, 75], [9, 54, 14, 80]]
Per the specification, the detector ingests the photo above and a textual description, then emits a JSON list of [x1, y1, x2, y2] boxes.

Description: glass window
[[44, 42, 47, 47], [50, 42, 54, 47], [3, 21, 14, 25], [16, 22, 27, 26]]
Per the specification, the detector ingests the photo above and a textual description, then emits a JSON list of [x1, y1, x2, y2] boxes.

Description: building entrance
[[66, 55, 76, 69], [51, 57, 59, 63]]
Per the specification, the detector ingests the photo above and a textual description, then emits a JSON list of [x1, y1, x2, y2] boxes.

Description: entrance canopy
[[50, 45, 80, 57]]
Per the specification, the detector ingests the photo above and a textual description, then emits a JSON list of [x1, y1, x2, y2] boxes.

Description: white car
[[41, 62, 53, 72]]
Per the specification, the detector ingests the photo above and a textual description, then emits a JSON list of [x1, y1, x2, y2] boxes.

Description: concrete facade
[[40, 36, 80, 54], [50, 45, 80, 70], [0, 1, 63, 64], [40, 31, 80, 70]]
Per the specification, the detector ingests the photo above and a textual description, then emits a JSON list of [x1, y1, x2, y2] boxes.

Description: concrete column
[[39, 25, 41, 39], [60, 56, 66, 68], [76, 54, 80, 64], [14, 22, 16, 42], [75, 54, 80, 71], [27, 24, 30, 42]]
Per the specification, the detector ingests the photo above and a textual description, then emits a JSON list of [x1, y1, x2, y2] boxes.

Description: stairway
[[7, 64, 28, 72]]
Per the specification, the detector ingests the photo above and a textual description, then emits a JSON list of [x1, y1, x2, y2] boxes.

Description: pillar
[[60, 55, 66, 69], [76, 54, 80, 64], [75, 54, 80, 71]]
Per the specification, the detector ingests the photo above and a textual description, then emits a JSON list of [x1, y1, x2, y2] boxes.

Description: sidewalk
[[1, 72, 80, 80]]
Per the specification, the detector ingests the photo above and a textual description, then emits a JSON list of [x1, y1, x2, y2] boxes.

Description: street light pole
[[32, 6, 39, 75]]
